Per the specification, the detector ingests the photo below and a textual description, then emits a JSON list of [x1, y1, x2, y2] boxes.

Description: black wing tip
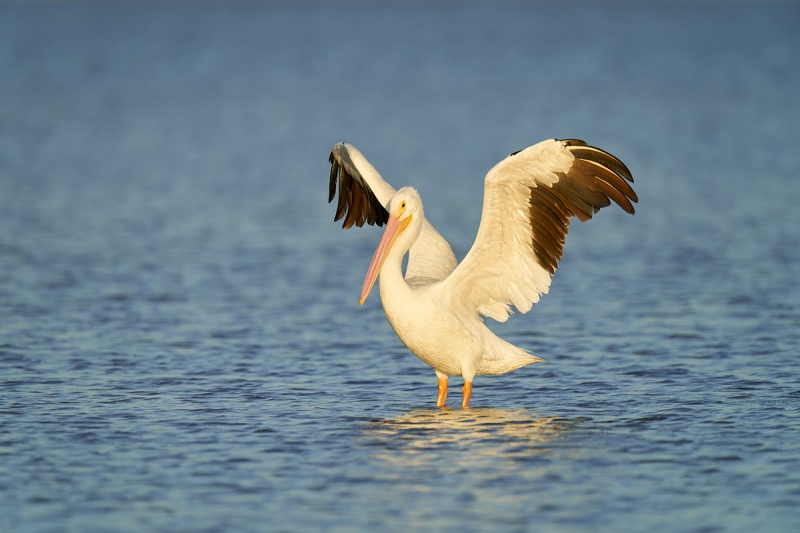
[[327, 142, 390, 229], [556, 138, 639, 216], [560, 138, 588, 147], [560, 139, 635, 183]]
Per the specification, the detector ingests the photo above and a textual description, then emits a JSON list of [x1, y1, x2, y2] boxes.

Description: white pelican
[[328, 139, 637, 408]]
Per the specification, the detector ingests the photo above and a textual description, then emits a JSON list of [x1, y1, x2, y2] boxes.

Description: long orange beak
[[360, 213, 412, 304]]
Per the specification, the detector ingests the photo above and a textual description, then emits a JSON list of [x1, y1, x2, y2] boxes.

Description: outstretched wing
[[328, 143, 458, 282], [439, 139, 637, 322]]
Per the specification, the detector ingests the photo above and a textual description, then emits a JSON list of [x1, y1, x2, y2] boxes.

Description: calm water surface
[[1, 1, 799, 531]]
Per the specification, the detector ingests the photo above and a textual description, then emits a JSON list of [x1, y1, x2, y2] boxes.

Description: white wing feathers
[[328, 143, 458, 282], [439, 139, 637, 322]]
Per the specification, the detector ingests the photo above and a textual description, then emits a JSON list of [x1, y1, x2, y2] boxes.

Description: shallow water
[[2, 1, 799, 531]]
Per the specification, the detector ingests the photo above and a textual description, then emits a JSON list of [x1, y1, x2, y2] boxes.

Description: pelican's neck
[[378, 242, 410, 299], [377, 212, 421, 305]]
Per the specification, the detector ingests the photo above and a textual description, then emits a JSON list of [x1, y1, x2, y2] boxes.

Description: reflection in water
[[362, 408, 585, 474]]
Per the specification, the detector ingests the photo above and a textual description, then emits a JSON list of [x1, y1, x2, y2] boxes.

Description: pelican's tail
[[477, 338, 545, 376]]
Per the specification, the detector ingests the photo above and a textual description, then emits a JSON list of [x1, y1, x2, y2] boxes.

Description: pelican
[[328, 139, 637, 408]]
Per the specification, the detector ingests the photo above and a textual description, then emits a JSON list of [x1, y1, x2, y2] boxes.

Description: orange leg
[[462, 381, 472, 408], [436, 378, 448, 407]]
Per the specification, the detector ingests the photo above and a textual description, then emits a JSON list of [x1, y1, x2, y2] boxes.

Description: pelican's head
[[360, 187, 423, 304]]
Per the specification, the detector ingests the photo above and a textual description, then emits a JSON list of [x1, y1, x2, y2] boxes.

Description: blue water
[[2, 1, 799, 531]]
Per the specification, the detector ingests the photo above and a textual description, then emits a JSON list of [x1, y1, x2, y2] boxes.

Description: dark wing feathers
[[529, 139, 637, 275], [328, 145, 389, 229], [568, 145, 634, 183], [567, 162, 636, 214]]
